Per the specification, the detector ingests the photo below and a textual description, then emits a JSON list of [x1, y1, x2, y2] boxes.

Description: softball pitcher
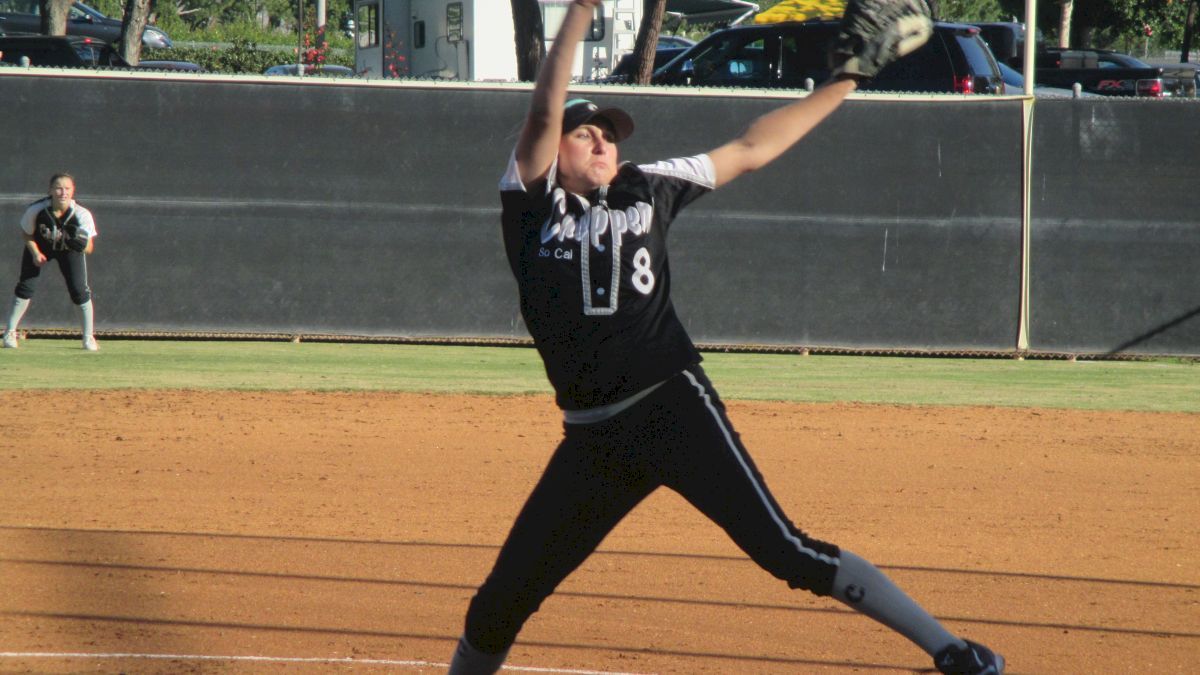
[[448, 1, 1003, 673]]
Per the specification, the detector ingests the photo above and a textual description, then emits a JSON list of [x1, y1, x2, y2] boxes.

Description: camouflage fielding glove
[[830, 0, 933, 80]]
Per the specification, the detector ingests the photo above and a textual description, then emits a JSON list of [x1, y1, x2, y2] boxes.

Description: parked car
[[975, 24, 1185, 97], [0, 33, 128, 67], [996, 61, 1100, 97], [137, 59, 204, 72], [1087, 49, 1194, 97], [0, 0, 171, 49], [263, 63, 356, 78], [1031, 47, 1168, 97], [604, 46, 690, 82], [655, 35, 696, 50], [651, 20, 1004, 94], [1149, 60, 1199, 98], [594, 35, 697, 83]]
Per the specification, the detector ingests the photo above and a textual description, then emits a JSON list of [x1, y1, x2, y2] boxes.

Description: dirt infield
[[0, 390, 1196, 674]]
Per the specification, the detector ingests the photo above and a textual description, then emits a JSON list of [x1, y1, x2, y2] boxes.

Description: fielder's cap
[[562, 98, 635, 142]]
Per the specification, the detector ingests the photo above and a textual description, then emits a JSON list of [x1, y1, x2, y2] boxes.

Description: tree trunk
[[119, 0, 151, 66], [510, 0, 545, 82], [1182, 0, 1198, 63], [1058, 0, 1073, 48], [1078, 25, 1093, 50], [632, 0, 667, 84], [39, 0, 73, 35]]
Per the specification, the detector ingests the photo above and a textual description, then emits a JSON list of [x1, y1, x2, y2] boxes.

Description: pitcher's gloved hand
[[829, 0, 934, 80]]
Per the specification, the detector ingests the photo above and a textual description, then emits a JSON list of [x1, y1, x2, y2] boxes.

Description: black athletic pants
[[15, 246, 91, 305], [463, 364, 841, 653]]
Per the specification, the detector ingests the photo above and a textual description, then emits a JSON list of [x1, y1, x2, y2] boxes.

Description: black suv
[[652, 20, 1004, 94]]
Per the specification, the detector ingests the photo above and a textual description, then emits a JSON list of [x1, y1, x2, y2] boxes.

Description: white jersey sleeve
[[19, 201, 43, 236], [499, 150, 526, 192], [73, 204, 98, 238], [500, 149, 561, 195], [637, 155, 717, 189]]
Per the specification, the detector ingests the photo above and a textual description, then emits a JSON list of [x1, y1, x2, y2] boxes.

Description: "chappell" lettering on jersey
[[540, 188, 653, 252]]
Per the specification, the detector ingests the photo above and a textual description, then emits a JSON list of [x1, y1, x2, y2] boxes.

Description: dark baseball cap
[[561, 98, 635, 142]]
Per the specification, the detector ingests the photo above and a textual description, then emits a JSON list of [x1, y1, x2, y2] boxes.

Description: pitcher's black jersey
[[500, 152, 716, 410]]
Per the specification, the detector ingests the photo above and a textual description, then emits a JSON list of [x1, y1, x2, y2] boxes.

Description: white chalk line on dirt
[[0, 651, 653, 674]]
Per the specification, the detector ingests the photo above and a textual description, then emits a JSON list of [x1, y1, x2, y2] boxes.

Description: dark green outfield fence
[[1, 70, 1196, 356]]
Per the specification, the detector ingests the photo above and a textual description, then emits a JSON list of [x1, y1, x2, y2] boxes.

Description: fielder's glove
[[830, 0, 933, 80], [64, 225, 90, 253]]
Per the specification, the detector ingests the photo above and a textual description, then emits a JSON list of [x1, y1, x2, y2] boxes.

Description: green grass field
[[1, 338, 1196, 412]]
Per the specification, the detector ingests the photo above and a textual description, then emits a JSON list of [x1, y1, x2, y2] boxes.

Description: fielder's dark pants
[[15, 246, 91, 305], [463, 364, 841, 653]]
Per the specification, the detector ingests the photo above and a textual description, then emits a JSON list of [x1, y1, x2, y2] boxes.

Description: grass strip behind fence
[[0, 339, 1196, 412]]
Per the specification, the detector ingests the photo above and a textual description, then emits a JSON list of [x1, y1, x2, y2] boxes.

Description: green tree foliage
[[993, 0, 1192, 51], [1078, 0, 1194, 52], [155, 37, 300, 73], [87, 1, 355, 43], [937, 0, 1010, 22], [113, 1, 356, 72]]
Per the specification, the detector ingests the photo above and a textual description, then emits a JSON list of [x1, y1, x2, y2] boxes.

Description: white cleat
[[83, 336, 99, 351], [2, 331, 17, 349]]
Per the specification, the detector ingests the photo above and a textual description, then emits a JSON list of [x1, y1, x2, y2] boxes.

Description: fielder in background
[[3, 173, 100, 351], [448, 0, 1003, 674]]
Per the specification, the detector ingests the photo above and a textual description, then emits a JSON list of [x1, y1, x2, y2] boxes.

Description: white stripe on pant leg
[[681, 370, 839, 567], [79, 253, 91, 298]]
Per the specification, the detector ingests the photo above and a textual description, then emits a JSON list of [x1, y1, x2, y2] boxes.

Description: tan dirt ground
[[0, 390, 1197, 674]]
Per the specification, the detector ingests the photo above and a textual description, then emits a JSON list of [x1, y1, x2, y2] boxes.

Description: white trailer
[[352, 0, 755, 81], [352, 0, 515, 80], [544, 0, 641, 82]]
